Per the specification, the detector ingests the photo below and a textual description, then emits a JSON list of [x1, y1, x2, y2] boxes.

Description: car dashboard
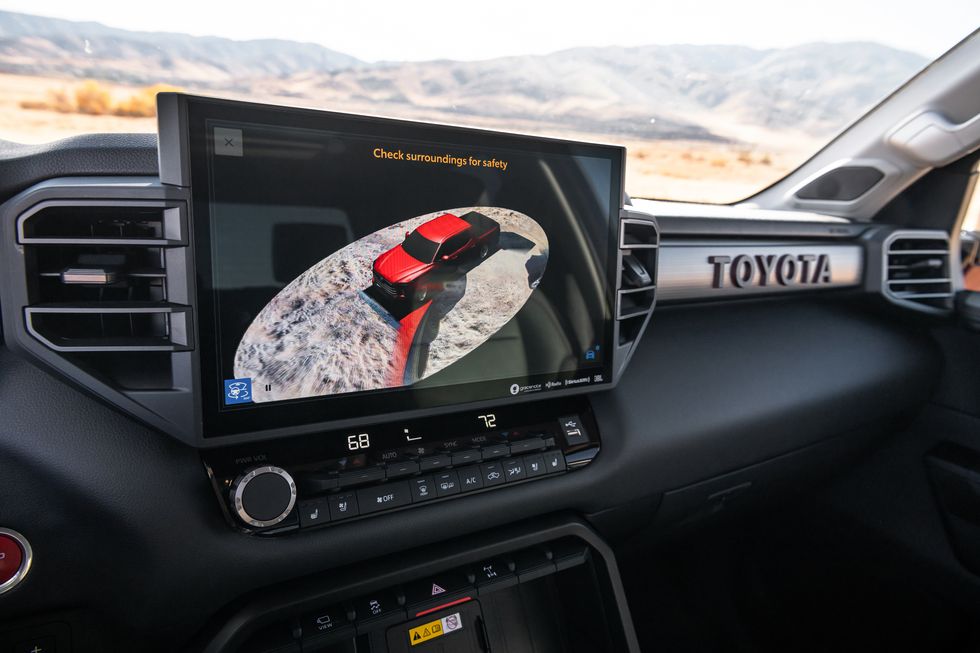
[[0, 95, 954, 653]]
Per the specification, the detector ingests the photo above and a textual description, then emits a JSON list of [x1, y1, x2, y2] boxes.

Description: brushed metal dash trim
[[657, 242, 863, 302]]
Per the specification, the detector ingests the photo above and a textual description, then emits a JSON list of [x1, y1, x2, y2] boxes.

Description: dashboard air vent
[[614, 213, 659, 377], [1, 179, 198, 442], [883, 231, 953, 312], [17, 201, 191, 352]]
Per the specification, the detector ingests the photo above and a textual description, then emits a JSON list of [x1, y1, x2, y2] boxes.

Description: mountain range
[[0, 10, 363, 83], [0, 10, 929, 143]]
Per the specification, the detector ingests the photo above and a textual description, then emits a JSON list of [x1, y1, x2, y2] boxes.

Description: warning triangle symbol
[[431, 583, 446, 595], [423, 627, 431, 636], [413, 632, 422, 641]]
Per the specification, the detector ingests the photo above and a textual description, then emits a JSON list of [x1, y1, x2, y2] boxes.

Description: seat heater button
[[523, 453, 547, 478], [298, 498, 331, 528], [328, 492, 359, 521], [542, 450, 566, 473]]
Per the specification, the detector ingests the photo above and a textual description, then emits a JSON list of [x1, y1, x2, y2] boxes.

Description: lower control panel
[[203, 397, 601, 534], [247, 538, 591, 652], [201, 518, 640, 652]]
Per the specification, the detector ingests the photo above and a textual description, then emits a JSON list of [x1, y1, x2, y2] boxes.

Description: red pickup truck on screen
[[373, 211, 501, 304]]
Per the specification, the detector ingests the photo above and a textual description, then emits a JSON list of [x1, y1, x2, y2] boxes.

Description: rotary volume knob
[[230, 466, 297, 528]]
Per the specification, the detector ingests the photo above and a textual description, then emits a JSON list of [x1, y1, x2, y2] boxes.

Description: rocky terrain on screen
[[233, 207, 547, 402]]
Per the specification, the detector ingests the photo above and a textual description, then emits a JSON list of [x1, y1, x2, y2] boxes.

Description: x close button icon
[[213, 127, 243, 157]]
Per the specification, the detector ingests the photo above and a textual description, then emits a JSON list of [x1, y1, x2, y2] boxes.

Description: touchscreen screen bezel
[[174, 95, 624, 438]]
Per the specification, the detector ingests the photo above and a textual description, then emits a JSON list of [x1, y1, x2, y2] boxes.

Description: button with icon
[[214, 126, 243, 157], [523, 453, 547, 478], [503, 458, 526, 481], [356, 481, 411, 515], [299, 497, 331, 528], [353, 590, 405, 627], [542, 450, 567, 474], [584, 344, 601, 362], [457, 465, 484, 493], [303, 603, 351, 641], [474, 556, 517, 590], [480, 462, 506, 487], [328, 492, 359, 520], [410, 476, 435, 502], [223, 377, 253, 405], [435, 471, 460, 497], [558, 415, 589, 447]]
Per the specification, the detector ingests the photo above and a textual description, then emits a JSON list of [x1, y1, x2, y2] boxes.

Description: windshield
[[402, 231, 439, 264], [1, 2, 976, 203]]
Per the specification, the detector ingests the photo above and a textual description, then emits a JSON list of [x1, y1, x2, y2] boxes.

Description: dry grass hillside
[[0, 73, 820, 203], [0, 10, 926, 202]]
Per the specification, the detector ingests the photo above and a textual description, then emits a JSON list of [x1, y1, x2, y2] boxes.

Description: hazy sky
[[3, 0, 978, 61]]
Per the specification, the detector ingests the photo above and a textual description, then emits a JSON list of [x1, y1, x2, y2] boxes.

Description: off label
[[409, 611, 463, 646]]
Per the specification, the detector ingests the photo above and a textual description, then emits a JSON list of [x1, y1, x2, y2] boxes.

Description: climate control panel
[[203, 398, 601, 534]]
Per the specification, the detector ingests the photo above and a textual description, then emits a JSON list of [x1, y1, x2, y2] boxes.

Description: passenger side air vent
[[614, 212, 659, 378], [18, 202, 191, 351], [883, 231, 953, 313]]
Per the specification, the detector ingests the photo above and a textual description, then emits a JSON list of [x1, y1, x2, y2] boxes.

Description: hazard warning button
[[404, 570, 473, 610]]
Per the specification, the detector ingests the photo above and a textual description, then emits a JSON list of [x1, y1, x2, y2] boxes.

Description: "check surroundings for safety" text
[[373, 147, 509, 171]]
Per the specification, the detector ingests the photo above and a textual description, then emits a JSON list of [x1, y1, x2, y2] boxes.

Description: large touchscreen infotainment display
[[166, 95, 623, 436]]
